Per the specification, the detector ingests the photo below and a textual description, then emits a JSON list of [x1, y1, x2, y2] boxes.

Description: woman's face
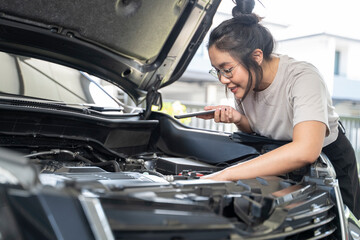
[[208, 45, 251, 99]]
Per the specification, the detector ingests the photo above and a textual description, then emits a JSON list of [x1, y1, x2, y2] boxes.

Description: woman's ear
[[252, 49, 263, 65]]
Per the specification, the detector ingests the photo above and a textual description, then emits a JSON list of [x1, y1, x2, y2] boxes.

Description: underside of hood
[[0, 0, 220, 104]]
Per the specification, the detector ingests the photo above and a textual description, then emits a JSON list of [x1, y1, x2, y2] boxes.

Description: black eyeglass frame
[[209, 64, 239, 80]]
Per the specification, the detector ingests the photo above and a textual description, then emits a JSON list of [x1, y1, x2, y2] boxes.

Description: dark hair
[[208, 0, 275, 100]]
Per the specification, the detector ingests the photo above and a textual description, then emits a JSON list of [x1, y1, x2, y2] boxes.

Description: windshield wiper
[[18, 57, 88, 102], [0, 92, 125, 115], [0, 92, 66, 104]]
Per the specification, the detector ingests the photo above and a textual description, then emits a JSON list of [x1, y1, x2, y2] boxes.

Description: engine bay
[[0, 108, 341, 239]]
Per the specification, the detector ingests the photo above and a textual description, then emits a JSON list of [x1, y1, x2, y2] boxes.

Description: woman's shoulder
[[278, 54, 320, 76], [275, 54, 326, 96]]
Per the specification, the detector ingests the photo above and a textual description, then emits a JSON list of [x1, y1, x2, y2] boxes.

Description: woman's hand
[[197, 105, 242, 124]]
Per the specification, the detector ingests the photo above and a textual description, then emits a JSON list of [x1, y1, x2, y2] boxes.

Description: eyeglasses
[[209, 64, 239, 80]]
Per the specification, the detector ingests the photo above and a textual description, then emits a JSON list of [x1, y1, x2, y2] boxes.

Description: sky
[[217, 0, 360, 39]]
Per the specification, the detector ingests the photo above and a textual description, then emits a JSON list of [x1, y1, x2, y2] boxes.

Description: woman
[[199, 0, 360, 218]]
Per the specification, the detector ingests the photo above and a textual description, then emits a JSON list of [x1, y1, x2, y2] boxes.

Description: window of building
[[334, 50, 340, 75]]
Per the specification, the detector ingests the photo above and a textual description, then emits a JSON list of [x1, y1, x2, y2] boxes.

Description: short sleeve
[[290, 68, 330, 135]]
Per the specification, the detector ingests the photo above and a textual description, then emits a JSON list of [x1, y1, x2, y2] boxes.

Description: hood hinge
[[141, 75, 163, 120]]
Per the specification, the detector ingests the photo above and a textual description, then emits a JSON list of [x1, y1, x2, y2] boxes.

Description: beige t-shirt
[[235, 55, 339, 147]]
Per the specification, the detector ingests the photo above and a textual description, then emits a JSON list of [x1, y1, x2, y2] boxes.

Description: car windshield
[[0, 51, 121, 107]]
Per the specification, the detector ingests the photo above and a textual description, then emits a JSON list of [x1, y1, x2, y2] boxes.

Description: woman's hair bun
[[233, 14, 259, 25], [232, 0, 255, 15], [232, 0, 258, 25]]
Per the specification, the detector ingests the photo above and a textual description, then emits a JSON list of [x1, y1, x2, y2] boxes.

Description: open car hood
[[0, 0, 220, 104]]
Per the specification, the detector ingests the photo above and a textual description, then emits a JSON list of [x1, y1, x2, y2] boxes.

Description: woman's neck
[[259, 56, 280, 90]]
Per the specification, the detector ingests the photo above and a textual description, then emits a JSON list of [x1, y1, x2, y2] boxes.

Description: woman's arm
[[202, 120, 326, 181], [197, 105, 253, 133]]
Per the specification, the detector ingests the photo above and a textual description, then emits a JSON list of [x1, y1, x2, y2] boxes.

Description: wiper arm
[[18, 57, 88, 102], [0, 93, 125, 114], [83, 105, 124, 112]]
